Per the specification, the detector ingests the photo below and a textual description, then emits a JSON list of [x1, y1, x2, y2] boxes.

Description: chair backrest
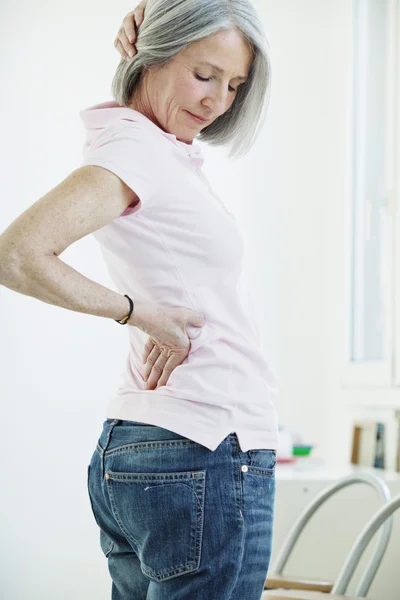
[[271, 473, 392, 595], [332, 492, 400, 596]]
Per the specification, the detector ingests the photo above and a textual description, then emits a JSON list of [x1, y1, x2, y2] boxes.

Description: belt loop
[[101, 419, 120, 478]]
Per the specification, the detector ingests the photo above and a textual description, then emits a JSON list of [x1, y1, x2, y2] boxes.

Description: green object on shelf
[[292, 445, 313, 456]]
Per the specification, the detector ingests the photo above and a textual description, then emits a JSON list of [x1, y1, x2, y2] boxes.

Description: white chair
[[262, 492, 400, 599], [264, 473, 392, 594]]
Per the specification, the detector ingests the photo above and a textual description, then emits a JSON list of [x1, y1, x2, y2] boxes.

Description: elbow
[[0, 246, 25, 289]]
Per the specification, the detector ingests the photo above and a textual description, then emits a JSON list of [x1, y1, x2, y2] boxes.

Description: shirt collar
[[81, 101, 205, 168], [160, 130, 205, 167]]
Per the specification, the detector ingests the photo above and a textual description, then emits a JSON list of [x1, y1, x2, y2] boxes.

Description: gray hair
[[112, 0, 272, 159]]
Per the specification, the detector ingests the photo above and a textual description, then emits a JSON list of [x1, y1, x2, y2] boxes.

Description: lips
[[186, 110, 208, 123]]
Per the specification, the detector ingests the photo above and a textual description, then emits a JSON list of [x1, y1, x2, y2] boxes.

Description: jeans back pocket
[[105, 468, 206, 582]]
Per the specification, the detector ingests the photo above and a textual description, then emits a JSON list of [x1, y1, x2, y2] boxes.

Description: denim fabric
[[87, 418, 276, 600]]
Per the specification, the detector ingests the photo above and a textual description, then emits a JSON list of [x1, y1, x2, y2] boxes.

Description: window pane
[[350, 0, 390, 362]]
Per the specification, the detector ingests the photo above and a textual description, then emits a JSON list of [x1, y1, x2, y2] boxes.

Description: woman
[[0, 0, 279, 598]]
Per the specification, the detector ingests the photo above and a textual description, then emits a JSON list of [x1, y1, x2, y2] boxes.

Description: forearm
[[0, 252, 142, 325]]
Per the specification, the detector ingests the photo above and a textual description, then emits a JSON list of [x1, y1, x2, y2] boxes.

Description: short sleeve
[[81, 119, 159, 216]]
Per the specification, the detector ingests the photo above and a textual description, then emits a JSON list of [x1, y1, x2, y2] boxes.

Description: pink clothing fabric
[[80, 100, 278, 452]]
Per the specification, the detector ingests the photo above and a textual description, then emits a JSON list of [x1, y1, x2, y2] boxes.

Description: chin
[[177, 135, 195, 144], [175, 127, 195, 143]]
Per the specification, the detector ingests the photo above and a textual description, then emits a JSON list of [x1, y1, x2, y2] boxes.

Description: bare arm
[[0, 166, 140, 323], [0, 165, 205, 389], [0, 252, 135, 322]]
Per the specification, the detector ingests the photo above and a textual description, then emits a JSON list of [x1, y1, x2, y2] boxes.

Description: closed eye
[[195, 73, 237, 93]]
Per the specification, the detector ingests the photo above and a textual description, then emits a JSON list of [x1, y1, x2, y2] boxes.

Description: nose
[[206, 85, 231, 117]]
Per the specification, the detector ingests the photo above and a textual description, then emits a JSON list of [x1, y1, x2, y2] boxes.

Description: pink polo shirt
[[80, 100, 278, 452]]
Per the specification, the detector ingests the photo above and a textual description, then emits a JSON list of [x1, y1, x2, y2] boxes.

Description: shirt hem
[[104, 392, 279, 452]]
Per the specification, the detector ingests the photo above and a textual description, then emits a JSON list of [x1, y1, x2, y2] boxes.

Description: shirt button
[[241, 465, 248, 472]]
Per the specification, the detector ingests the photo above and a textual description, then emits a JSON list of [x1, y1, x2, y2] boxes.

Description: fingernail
[[128, 49, 134, 58]]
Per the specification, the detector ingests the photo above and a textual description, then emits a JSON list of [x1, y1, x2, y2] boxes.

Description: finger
[[135, 1, 146, 28], [146, 353, 169, 390], [114, 38, 130, 60], [155, 363, 174, 388], [143, 338, 156, 364], [122, 11, 137, 44], [143, 346, 162, 382], [155, 351, 187, 388], [118, 26, 136, 58], [123, 4, 144, 45]]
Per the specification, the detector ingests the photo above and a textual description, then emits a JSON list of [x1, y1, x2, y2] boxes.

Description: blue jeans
[[87, 418, 276, 599]]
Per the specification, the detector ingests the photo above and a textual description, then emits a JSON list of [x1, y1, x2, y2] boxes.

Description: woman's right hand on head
[[114, 0, 147, 60], [128, 302, 206, 390]]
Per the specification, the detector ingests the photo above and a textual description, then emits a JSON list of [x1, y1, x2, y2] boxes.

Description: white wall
[[0, 0, 375, 598]]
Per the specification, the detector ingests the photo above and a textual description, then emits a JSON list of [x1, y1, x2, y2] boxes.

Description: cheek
[[175, 77, 203, 102]]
